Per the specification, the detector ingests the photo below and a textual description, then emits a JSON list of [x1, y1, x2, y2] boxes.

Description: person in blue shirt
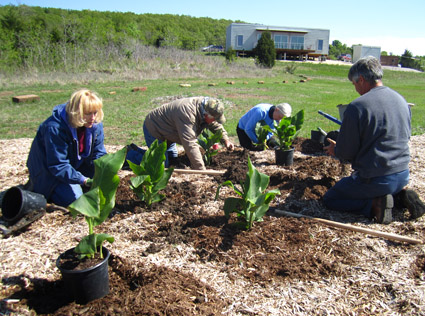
[[237, 103, 292, 151], [26, 89, 107, 207]]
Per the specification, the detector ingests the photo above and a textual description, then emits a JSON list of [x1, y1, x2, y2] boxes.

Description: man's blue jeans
[[143, 122, 177, 167], [323, 169, 409, 218]]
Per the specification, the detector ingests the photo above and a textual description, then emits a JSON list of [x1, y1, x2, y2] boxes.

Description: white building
[[352, 45, 381, 63], [226, 23, 330, 60]]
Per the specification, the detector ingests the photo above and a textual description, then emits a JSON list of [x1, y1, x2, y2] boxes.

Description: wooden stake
[[170, 168, 225, 176], [273, 209, 423, 245]]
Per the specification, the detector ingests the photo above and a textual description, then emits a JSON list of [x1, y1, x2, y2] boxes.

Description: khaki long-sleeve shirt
[[144, 97, 229, 170]]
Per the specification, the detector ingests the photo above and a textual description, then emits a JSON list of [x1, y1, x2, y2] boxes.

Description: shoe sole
[[373, 194, 393, 224], [403, 190, 425, 219], [381, 194, 393, 224]]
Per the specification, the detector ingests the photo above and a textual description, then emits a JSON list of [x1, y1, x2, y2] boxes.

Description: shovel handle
[[318, 111, 342, 125]]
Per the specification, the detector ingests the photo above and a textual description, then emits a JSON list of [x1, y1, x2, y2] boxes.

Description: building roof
[[229, 22, 329, 33]]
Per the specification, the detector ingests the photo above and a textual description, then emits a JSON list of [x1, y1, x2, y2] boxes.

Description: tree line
[[0, 4, 235, 72], [0, 5, 423, 73]]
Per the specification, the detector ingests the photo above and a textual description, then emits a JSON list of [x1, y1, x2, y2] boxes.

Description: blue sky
[[2, 0, 425, 56]]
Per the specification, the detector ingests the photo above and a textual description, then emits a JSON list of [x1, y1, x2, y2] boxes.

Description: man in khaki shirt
[[143, 96, 234, 170]]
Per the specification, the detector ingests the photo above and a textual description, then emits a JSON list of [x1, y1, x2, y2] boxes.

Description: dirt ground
[[0, 136, 424, 315]]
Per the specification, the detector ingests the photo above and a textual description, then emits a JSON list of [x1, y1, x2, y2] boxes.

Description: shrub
[[253, 30, 276, 68]]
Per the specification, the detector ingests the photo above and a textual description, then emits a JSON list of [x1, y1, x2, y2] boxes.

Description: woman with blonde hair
[[26, 89, 107, 206]]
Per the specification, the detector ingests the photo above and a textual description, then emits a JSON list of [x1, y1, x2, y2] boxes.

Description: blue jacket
[[27, 103, 107, 200], [238, 104, 275, 143]]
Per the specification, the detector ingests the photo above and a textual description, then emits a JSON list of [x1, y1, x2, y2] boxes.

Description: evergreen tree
[[225, 46, 236, 63], [253, 30, 276, 68]]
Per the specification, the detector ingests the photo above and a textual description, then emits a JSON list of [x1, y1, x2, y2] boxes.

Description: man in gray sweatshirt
[[323, 56, 424, 224]]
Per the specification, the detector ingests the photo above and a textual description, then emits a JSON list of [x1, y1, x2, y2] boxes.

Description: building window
[[290, 36, 304, 50], [274, 35, 289, 49], [236, 35, 243, 47], [318, 39, 323, 51]]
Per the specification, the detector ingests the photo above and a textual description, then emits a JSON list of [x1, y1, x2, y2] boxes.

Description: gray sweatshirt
[[335, 86, 411, 178]]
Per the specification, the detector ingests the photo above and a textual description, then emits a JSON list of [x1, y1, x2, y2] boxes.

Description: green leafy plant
[[128, 139, 174, 207], [68, 147, 127, 259], [215, 156, 280, 230], [264, 110, 304, 150], [255, 122, 269, 150], [198, 129, 223, 166]]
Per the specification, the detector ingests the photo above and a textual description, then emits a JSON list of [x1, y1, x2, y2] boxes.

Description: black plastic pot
[[1, 186, 47, 222], [311, 130, 325, 144], [275, 147, 294, 166], [56, 247, 110, 304]]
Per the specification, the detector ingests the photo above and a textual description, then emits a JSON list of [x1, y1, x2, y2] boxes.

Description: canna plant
[[255, 122, 269, 150], [215, 156, 280, 230], [198, 129, 223, 166], [68, 147, 127, 259], [264, 109, 304, 150], [127, 139, 174, 207]]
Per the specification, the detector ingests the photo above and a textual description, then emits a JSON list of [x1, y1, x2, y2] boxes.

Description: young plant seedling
[[255, 122, 269, 150], [68, 146, 127, 259], [198, 129, 223, 166], [215, 156, 280, 230], [127, 139, 174, 207], [264, 109, 304, 150]]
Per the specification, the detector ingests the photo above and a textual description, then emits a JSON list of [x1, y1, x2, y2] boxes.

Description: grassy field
[[1, 56, 424, 146]]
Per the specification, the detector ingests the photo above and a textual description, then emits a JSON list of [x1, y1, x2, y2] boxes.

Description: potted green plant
[[264, 109, 304, 166], [56, 147, 127, 304]]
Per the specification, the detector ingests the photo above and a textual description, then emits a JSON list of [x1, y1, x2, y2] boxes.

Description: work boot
[[371, 194, 393, 224], [399, 189, 425, 219]]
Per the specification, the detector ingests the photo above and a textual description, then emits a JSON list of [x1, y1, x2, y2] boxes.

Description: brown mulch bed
[[1, 136, 424, 315]]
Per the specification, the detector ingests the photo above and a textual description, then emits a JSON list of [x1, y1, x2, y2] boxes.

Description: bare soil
[[1, 136, 424, 315]]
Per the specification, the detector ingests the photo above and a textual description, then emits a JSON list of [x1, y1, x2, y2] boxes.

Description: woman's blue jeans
[[143, 122, 177, 167], [323, 169, 409, 218]]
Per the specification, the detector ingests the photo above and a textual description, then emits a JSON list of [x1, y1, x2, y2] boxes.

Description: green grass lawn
[[0, 60, 424, 146]]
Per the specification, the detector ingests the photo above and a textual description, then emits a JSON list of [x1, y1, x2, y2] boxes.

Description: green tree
[[253, 30, 276, 68], [400, 49, 422, 71], [225, 46, 236, 63], [328, 40, 352, 60]]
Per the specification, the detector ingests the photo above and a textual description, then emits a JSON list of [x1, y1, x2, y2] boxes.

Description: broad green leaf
[[94, 233, 115, 247], [245, 157, 270, 202], [130, 174, 151, 188], [139, 140, 167, 183], [128, 160, 144, 175], [75, 234, 97, 257], [69, 187, 101, 219], [223, 197, 243, 218], [75, 233, 114, 259], [153, 167, 174, 192]]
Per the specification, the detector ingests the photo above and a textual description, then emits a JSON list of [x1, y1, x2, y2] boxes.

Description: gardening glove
[[266, 137, 279, 149], [83, 178, 93, 188]]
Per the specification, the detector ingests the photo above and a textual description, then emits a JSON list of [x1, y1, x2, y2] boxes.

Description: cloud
[[332, 36, 425, 56]]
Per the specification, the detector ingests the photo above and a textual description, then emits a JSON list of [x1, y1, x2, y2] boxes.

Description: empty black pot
[[1, 186, 47, 222], [311, 130, 325, 144]]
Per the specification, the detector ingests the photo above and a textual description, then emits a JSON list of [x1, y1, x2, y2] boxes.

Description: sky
[[2, 0, 425, 56]]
